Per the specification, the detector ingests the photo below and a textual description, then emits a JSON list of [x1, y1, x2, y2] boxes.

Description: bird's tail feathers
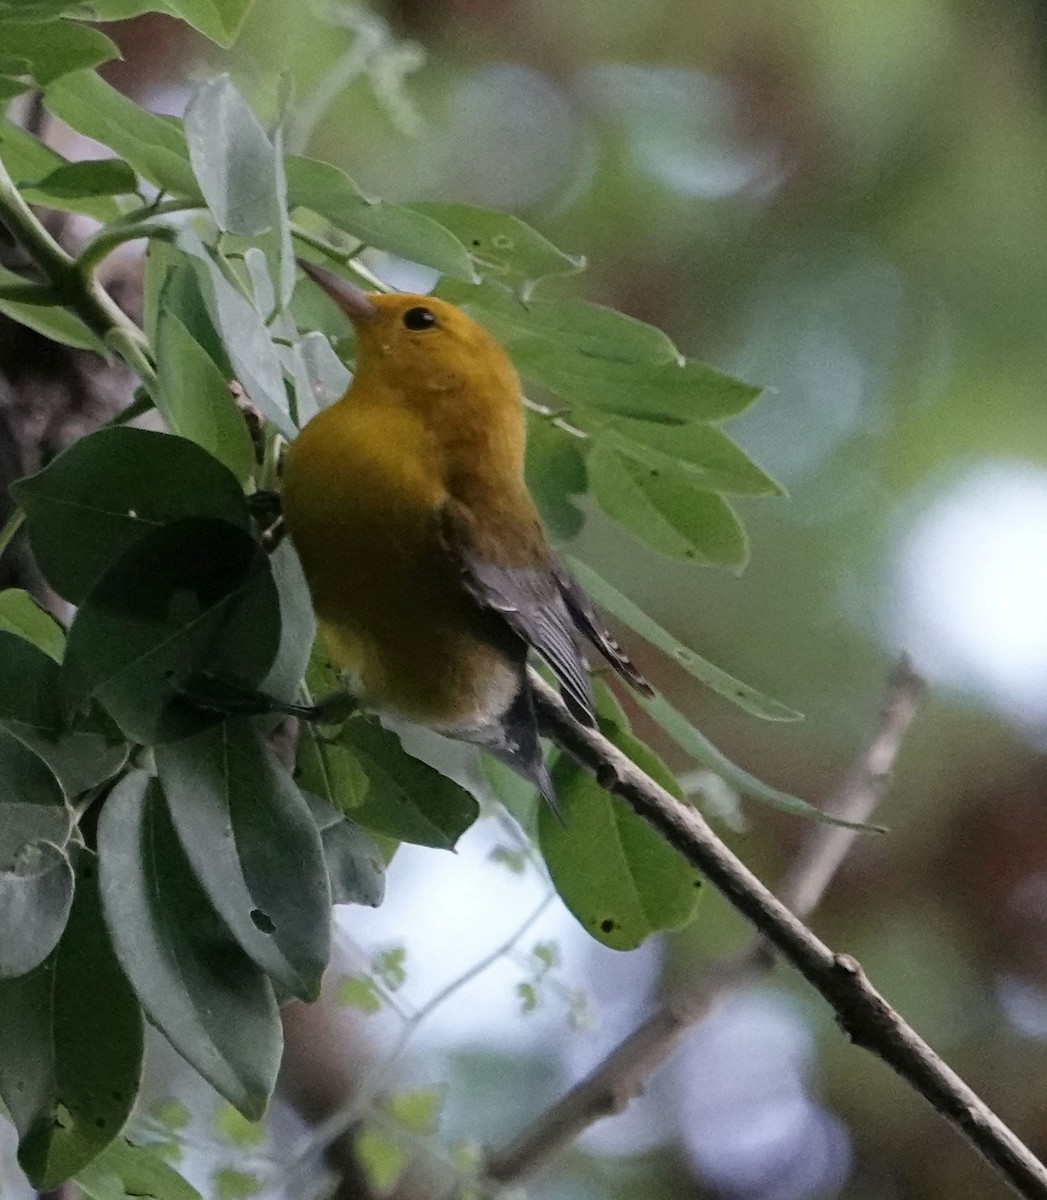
[[461, 678, 564, 822]]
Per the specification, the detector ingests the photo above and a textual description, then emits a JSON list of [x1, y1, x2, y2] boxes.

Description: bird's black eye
[[402, 306, 437, 331]]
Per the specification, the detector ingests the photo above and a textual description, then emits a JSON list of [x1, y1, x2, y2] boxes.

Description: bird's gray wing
[[440, 501, 597, 725]]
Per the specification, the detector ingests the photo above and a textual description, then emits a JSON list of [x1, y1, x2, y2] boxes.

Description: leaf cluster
[[0, 4, 808, 1192]]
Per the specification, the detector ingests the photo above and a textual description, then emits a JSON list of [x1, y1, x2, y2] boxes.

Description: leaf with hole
[[409, 203, 582, 298], [538, 690, 701, 950], [155, 720, 330, 1001], [11, 426, 250, 604], [98, 772, 281, 1118], [0, 848, 144, 1188]]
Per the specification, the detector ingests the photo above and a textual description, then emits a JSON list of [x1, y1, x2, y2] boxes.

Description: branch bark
[[489, 657, 926, 1185], [511, 665, 1047, 1200]]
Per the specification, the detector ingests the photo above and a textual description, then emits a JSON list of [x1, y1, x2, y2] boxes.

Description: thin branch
[[487, 657, 924, 1184], [511, 668, 1047, 1200], [271, 894, 556, 1194]]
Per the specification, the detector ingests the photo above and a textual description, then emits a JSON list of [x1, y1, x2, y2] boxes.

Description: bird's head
[[300, 261, 518, 402]]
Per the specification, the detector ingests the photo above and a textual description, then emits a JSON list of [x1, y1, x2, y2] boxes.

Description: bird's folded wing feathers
[[440, 501, 596, 723], [440, 501, 653, 723]]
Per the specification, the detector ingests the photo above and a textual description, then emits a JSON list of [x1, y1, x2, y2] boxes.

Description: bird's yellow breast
[[282, 396, 517, 727]]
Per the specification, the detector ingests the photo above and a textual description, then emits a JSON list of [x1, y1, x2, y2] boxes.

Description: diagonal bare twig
[[508, 662, 1047, 1200], [486, 656, 924, 1185]]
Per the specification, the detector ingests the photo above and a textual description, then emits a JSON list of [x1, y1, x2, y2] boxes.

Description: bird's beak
[[297, 260, 380, 324]]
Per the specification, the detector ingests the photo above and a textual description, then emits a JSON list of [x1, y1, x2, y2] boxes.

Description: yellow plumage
[[283, 265, 651, 810]]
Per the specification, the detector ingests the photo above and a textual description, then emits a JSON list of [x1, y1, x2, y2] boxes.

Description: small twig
[[487, 657, 923, 1183], [270, 894, 555, 1194], [512, 668, 1047, 1200]]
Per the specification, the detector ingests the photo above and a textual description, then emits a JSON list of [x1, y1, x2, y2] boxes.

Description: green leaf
[[336, 974, 382, 1013], [63, 518, 281, 744], [336, 719, 479, 848], [20, 158, 139, 203], [0, 263, 106, 352], [186, 75, 278, 236], [88, 0, 259, 46], [0, 120, 126, 221], [155, 720, 331, 1001], [213, 1167, 261, 1199], [296, 722, 369, 815], [98, 772, 281, 1118], [440, 280, 679, 364], [0, 849, 144, 1189], [383, 1086, 444, 1135], [641, 690, 878, 829], [0, 631, 128, 797], [44, 70, 199, 198], [512, 340, 761, 423], [1, 20, 118, 85], [562, 556, 802, 722], [577, 414, 783, 497], [177, 229, 295, 439], [290, 331, 350, 421], [0, 589, 65, 662], [539, 699, 701, 951], [149, 245, 231, 373], [0, 1, 87, 18], [304, 790, 385, 908], [525, 415, 586, 542], [214, 1102, 264, 1147], [0, 730, 71, 867], [0, 76, 29, 101], [408, 203, 582, 298], [155, 310, 255, 484], [75, 1137, 201, 1200], [356, 1128, 407, 1193], [256, 541, 316, 711], [589, 446, 749, 568], [11, 426, 250, 604], [286, 157, 476, 281], [0, 841, 73, 979]]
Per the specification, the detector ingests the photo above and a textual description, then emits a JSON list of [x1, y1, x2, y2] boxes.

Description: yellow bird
[[282, 263, 652, 812]]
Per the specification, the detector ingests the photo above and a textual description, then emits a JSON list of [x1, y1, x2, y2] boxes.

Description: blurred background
[[9, 0, 1047, 1197]]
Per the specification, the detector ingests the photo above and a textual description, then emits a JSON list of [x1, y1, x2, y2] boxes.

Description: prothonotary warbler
[[282, 263, 653, 814]]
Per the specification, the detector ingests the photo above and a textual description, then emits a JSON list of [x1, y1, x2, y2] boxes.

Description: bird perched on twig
[[282, 263, 652, 814]]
